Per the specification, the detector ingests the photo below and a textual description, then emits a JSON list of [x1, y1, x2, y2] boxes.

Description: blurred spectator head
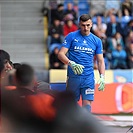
[[0, 49, 10, 62], [115, 32, 122, 39], [53, 18, 60, 26], [64, 13, 74, 21], [0, 49, 12, 73], [15, 63, 35, 87], [65, 19, 74, 27], [13, 63, 22, 69], [67, 3, 73, 10], [128, 19, 133, 28], [96, 16, 102, 24], [110, 14, 116, 23], [116, 43, 122, 51], [53, 47, 60, 55], [57, 3, 64, 11]]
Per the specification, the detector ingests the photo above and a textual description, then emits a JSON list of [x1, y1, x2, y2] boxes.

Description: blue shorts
[[66, 75, 95, 101]]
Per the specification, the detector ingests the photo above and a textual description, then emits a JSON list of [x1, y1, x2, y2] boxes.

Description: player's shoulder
[[66, 30, 80, 39], [90, 32, 101, 41], [68, 30, 80, 36]]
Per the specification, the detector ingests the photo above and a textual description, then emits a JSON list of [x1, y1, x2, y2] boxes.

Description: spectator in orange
[[63, 19, 78, 37]]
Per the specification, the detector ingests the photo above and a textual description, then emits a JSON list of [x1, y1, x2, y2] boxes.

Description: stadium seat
[[120, 16, 132, 28], [78, 1, 90, 16]]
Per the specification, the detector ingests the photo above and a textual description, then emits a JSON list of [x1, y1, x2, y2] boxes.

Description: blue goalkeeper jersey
[[62, 30, 103, 77]]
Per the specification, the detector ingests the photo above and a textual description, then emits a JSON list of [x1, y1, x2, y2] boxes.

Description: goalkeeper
[[58, 14, 105, 112]]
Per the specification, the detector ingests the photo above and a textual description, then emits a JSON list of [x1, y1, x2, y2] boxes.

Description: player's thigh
[[80, 77, 95, 101], [66, 76, 81, 101]]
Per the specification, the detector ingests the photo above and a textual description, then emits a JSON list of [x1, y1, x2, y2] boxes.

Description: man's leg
[[82, 100, 92, 112]]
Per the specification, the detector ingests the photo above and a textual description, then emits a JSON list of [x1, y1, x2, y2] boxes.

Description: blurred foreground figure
[[53, 91, 108, 133], [1, 85, 109, 133], [1, 63, 108, 133], [1, 64, 55, 133]]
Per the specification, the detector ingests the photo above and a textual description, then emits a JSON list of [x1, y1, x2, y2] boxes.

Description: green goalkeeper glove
[[97, 74, 105, 91], [68, 61, 84, 75]]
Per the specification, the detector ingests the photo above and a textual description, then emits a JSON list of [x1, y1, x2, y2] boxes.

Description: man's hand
[[98, 74, 105, 91], [69, 61, 84, 75]]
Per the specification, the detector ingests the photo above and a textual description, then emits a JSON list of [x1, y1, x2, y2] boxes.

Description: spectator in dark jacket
[[106, 14, 123, 38]]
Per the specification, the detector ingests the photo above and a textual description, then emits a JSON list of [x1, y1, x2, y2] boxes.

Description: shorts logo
[[85, 88, 94, 94]]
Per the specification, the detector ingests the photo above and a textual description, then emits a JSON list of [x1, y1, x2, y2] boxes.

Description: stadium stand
[[78, 0, 90, 16], [1, 1, 46, 70]]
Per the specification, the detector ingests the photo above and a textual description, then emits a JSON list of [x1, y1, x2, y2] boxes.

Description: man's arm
[[96, 54, 105, 75], [96, 54, 105, 91], [58, 47, 84, 75], [58, 47, 70, 65]]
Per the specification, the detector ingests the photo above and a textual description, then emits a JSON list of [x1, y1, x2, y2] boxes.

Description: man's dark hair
[[79, 14, 91, 22], [0, 49, 10, 63], [0, 59, 4, 74], [13, 63, 22, 69], [57, 3, 63, 8], [15, 64, 34, 86]]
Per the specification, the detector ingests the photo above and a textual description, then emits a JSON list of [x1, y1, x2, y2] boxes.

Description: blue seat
[[120, 16, 132, 28], [78, 2, 89, 10], [78, 1, 90, 16], [78, 9, 89, 16]]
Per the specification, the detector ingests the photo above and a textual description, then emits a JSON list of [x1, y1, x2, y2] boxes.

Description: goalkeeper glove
[[68, 61, 84, 75], [97, 74, 105, 91]]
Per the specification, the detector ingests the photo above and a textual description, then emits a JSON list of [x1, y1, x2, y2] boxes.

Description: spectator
[[107, 32, 125, 52], [0, 49, 13, 88], [126, 43, 133, 68], [90, 0, 105, 17], [13, 63, 22, 69], [124, 19, 133, 37], [121, 0, 133, 16], [47, 18, 64, 52], [49, 47, 65, 69], [1, 63, 56, 133], [92, 15, 107, 39], [0, 49, 12, 75], [48, 18, 64, 37], [111, 43, 127, 69], [63, 19, 78, 37], [64, 3, 78, 25], [120, 8, 132, 29], [106, 14, 123, 38], [50, 3, 65, 25], [10, 62, 52, 94], [92, 15, 108, 52], [105, 0, 121, 17], [125, 30, 133, 47]]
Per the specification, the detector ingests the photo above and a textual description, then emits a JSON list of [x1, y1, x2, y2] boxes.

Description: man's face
[[79, 19, 92, 36], [4, 59, 12, 72]]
